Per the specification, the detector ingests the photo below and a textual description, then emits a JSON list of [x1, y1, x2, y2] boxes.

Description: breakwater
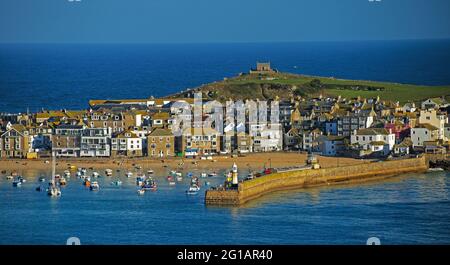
[[205, 156, 428, 206]]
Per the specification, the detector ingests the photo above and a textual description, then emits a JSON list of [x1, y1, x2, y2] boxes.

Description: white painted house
[[350, 128, 395, 155], [411, 123, 440, 147]]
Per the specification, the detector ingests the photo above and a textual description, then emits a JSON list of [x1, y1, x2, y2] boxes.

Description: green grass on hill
[[225, 73, 450, 103]]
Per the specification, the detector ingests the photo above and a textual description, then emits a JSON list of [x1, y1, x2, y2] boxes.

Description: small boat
[[84, 178, 91, 187], [47, 152, 61, 197], [11, 171, 18, 177], [246, 173, 254, 180], [142, 179, 157, 190], [12, 180, 22, 187], [54, 174, 61, 180], [6, 175, 13, 180], [111, 180, 122, 186], [200, 173, 207, 178], [47, 183, 61, 197], [92, 172, 99, 178], [105, 169, 113, 177], [64, 170, 71, 178], [136, 176, 145, 186], [126, 171, 133, 178], [76, 171, 83, 177], [90, 181, 100, 191], [186, 184, 200, 195], [167, 176, 176, 186], [137, 189, 145, 195], [81, 168, 87, 174], [147, 169, 154, 175], [38, 176, 46, 182], [59, 177, 67, 186], [208, 172, 217, 177], [204, 181, 210, 186], [176, 176, 183, 182], [18, 176, 26, 183], [428, 167, 444, 172]]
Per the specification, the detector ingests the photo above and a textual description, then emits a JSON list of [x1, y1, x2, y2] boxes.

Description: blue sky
[[0, 0, 449, 43]]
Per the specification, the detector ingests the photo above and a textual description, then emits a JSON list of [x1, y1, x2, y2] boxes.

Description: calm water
[[0, 41, 449, 244], [1, 40, 450, 113], [0, 169, 448, 245]]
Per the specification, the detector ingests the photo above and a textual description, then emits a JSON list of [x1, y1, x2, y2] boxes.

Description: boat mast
[[52, 151, 56, 186]]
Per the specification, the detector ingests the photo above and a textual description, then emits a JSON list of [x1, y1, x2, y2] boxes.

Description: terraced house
[[0, 124, 30, 158], [111, 130, 143, 157], [80, 127, 111, 157], [147, 128, 174, 157], [52, 124, 84, 157]]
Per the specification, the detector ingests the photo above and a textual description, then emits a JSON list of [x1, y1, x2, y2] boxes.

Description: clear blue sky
[[1, 0, 449, 43]]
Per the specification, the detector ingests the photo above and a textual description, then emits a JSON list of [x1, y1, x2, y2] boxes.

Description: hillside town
[[1, 91, 448, 161]]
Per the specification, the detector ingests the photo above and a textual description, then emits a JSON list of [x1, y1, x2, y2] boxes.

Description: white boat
[[18, 176, 26, 183], [92, 172, 99, 178], [76, 171, 82, 177], [428, 167, 444, 172], [208, 172, 217, 177], [126, 171, 133, 178], [176, 176, 183, 182], [64, 170, 71, 178], [6, 175, 13, 180], [105, 169, 113, 177], [186, 184, 200, 194], [12, 180, 21, 187], [81, 168, 87, 174], [90, 181, 100, 191], [200, 173, 207, 178], [38, 176, 46, 182], [111, 180, 122, 186], [137, 189, 145, 195], [47, 152, 61, 197], [147, 169, 154, 175], [59, 177, 67, 186]]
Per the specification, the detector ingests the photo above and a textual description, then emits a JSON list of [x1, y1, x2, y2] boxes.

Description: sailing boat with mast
[[47, 152, 61, 197]]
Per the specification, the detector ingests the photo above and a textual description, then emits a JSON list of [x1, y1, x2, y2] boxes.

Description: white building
[[418, 109, 447, 140], [411, 124, 440, 147], [250, 124, 283, 152], [111, 130, 143, 157], [80, 127, 111, 157], [350, 128, 395, 156]]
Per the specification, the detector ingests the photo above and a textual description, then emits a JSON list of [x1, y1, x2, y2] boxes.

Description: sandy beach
[[0, 152, 365, 175]]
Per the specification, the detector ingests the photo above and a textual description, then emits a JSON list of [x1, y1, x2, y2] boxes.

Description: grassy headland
[[170, 72, 450, 104]]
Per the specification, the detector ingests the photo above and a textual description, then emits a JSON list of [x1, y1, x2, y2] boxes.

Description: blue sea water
[[1, 40, 450, 113], [0, 169, 448, 245], [0, 41, 449, 245]]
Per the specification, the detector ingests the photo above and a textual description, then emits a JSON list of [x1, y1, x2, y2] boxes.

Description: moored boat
[[137, 189, 145, 195], [126, 171, 133, 178], [428, 167, 444, 172], [64, 170, 71, 178], [105, 169, 113, 177], [90, 181, 100, 191], [111, 180, 122, 186], [92, 172, 99, 178], [208, 172, 217, 177], [6, 175, 14, 180], [47, 152, 61, 197], [12, 180, 21, 187], [59, 177, 67, 186], [38, 176, 46, 182], [186, 184, 200, 195]]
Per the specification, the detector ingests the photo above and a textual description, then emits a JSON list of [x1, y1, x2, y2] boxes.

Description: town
[[0, 63, 449, 161]]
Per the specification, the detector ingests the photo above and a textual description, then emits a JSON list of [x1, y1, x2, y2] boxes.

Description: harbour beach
[[0, 152, 364, 175]]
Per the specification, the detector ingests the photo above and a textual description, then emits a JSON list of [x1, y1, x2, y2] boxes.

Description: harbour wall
[[205, 156, 428, 206]]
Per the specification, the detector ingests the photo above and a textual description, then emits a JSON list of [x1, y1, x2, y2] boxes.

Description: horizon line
[[1, 37, 450, 45]]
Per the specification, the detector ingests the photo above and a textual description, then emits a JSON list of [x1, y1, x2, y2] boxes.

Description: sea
[[0, 40, 449, 245]]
